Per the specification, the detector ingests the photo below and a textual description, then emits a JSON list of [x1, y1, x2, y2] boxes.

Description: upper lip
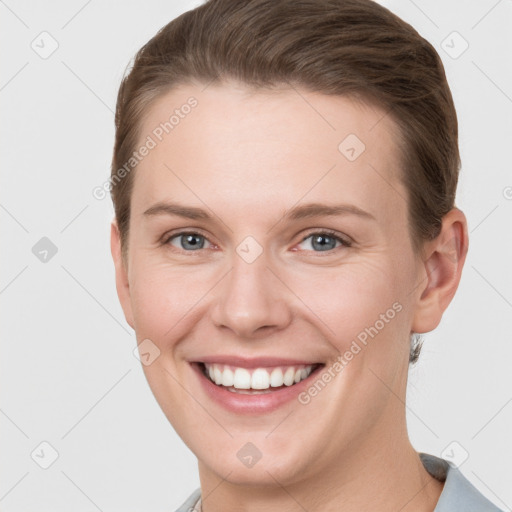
[[191, 355, 323, 369]]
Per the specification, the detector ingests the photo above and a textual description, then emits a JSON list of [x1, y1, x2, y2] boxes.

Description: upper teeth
[[204, 363, 315, 390]]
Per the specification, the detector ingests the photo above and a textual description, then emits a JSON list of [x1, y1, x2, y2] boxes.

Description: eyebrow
[[143, 202, 211, 220], [284, 202, 376, 222], [142, 201, 376, 222]]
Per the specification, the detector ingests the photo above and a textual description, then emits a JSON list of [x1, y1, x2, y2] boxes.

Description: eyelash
[[160, 228, 352, 254], [298, 229, 353, 252]]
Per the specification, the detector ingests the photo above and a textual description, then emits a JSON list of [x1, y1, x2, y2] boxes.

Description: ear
[[411, 208, 469, 334], [110, 218, 135, 330]]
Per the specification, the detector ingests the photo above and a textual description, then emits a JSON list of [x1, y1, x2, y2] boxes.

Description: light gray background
[[1, 0, 511, 510]]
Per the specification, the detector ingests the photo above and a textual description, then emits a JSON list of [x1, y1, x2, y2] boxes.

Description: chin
[[195, 436, 319, 488]]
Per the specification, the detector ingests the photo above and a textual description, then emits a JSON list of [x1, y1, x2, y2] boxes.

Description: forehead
[[131, 81, 406, 223]]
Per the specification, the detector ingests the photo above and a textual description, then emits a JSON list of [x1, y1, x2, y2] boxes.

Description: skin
[[111, 81, 468, 511]]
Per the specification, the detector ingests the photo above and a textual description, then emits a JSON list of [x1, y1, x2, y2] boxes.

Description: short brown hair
[[110, 0, 461, 363]]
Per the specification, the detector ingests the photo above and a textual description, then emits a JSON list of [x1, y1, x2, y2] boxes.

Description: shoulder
[[173, 487, 201, 512]]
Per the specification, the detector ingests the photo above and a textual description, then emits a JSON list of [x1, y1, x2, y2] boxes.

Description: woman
[[109, 0, 503, 510]]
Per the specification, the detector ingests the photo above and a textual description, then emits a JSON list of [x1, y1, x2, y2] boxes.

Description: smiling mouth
[[198, 361, 324, 394]]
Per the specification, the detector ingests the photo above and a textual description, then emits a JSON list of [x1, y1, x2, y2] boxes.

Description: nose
[[209, 251, 293, 339]]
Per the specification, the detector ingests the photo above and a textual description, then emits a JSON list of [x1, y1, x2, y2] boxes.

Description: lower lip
[[190, 362, 324, 415]]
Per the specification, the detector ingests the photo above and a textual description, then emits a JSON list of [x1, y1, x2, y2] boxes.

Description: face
[[112, 82, 432, 487]]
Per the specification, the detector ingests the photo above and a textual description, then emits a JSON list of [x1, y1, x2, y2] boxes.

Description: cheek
[[127, 262, 209, 434], [128, 260, 208, 342], [288, 260, 410, 361]]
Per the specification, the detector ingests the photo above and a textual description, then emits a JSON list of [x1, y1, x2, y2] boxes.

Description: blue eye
[[162, 230, 350, 254], [298, 231, 350, 252], [167, 232, 211, 251]]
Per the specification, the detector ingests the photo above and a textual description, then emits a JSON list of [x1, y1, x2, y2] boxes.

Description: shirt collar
[[419, 452, 502, 511]]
